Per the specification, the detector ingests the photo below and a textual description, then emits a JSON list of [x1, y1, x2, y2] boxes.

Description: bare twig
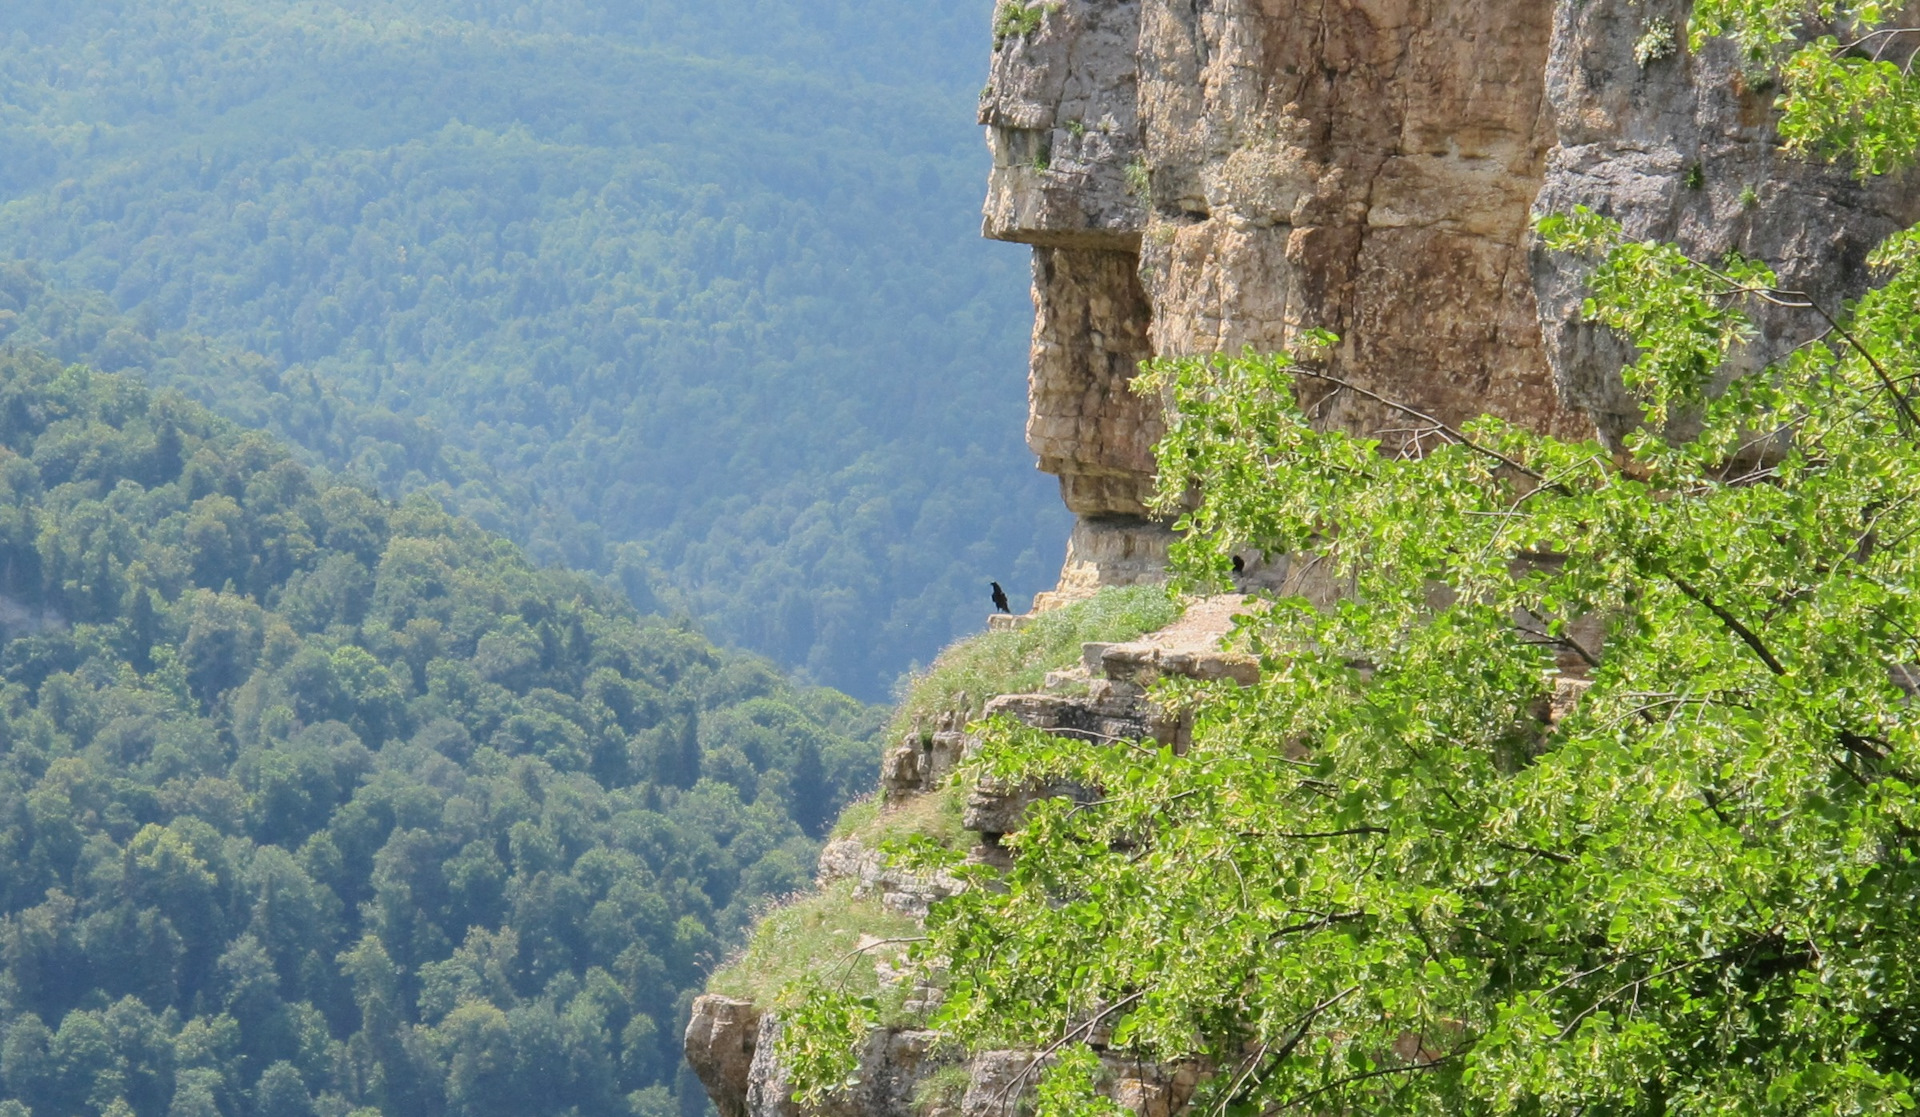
[[995, 989, 1155, 1101], [1290, 368, 1558, 486], [1239, 827, 1390, 841], [1664, 574, 1788, 676], [1210, 986, 1362, 1117], [1489, 839, 1576, 866], [1265, 1050, 1463, 1113], [1699, 267, 1920, 434]]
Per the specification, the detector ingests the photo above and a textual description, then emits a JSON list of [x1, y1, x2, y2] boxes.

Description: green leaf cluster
[[902, 221, 1920, 1109], [777, 27, 1920, 1104], [1691, 0, 1920, 175], [0, 347, 883, 1117]]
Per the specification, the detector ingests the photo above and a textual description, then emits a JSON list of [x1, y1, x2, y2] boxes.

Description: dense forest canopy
[[0, 347, 882, 1117], [0, 0, 1065, 700]]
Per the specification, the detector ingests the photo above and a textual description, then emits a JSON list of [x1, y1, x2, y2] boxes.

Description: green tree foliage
[[1691, 0, 1920, 174], [0, 347, 881, 1117], [0, 0, 1066, 700], [782, 6, 1920, 1113]]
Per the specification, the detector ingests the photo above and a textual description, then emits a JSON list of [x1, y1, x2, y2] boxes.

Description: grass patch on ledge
[[707, 788, 960, 1012], [707, 880, 922, 1007], [832, 781, 970, 851], [889, 583, 1183, 739], [707, 586, 1182, 1010]]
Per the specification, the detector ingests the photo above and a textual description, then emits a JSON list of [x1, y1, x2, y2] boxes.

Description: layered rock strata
[[687, 604, 1255, 1117], [689, 3, 1920, 1116], [988, 0, 1920, 598]]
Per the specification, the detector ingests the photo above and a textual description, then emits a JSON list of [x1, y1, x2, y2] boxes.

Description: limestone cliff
[[688, 3, 1919, 1115], [988, 0, 1919, 598]]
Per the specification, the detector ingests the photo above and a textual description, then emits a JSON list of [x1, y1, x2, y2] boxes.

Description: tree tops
[[0, 346, 882, 1117]]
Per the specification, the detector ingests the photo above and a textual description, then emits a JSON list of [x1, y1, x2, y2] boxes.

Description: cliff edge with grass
[[685, 2, 1920, 1116]]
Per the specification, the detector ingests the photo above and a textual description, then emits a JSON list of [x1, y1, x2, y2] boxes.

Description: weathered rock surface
[[992, 0, 1918, 600], [880, 712, 970, 806], [689, 4, 1920, 1115], [1532, 1, 1920, 443], [686, 996, 763, 1117], [983, 0, 1145, 249], [960, 1050, 1198, 1117], [968, 595, 1262, 832], [745, 1016, 962, 1117], [817, 838, 962, 918]]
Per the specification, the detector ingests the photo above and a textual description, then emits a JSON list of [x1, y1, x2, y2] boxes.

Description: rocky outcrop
[[816, 838, 962, 918], [745, 1017, 961, 1117], [686, 996, 763, 1117], [689, 598, 1260, 1117], [989, 0, 1919, 599], [960, 1051, 1198, 1117], [690, 4, 1920, 1116], [1532, 0, 1920, 443]]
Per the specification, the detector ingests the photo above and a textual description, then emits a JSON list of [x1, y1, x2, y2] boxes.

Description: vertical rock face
[[1131, 0, 1582, 441], [989, 0, 1919, 599], [983, 1, 1172, 597], [687, 996, 763, 1117], [1532, 0, 1920, 443], [687, 7, 1920, 1117]]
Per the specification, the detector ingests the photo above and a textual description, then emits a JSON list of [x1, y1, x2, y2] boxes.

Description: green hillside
[[0, 0, 1067, 700], [0, 347, 882, 1117]]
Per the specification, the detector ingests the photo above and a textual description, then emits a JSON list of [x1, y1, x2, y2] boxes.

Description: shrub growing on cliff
[[784, 4, 1920, 1113], [992, 2, 1055, 45], [916, 237, 1920, 1113]]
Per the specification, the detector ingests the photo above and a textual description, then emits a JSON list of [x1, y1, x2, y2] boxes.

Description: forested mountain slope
[[0, 0, 1065, 700], [0, 348, 881, 1117]]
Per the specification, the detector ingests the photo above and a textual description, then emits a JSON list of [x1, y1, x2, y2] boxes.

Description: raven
[[991, 582, 1012, 614], [1231, 555, 1245, 575]]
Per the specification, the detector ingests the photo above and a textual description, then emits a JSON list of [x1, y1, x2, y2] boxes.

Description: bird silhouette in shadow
[[990, 582, 1011, 614]]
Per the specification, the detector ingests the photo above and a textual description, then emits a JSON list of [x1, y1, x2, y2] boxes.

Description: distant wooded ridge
[[0, 0, 1065, 701], [0, 345, 884, 1117]]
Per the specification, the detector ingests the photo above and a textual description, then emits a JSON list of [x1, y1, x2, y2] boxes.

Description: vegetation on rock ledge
[[786, 3, 1920, 1112]]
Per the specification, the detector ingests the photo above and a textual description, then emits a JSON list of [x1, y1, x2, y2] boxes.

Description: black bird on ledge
[[990, 582, 1011, 614]]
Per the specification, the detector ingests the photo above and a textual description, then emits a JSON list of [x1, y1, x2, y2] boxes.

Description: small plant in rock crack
[[993, 1, 1052, 45], [1635, 16, 1679, 66], [1124, 156, 1151, 203]]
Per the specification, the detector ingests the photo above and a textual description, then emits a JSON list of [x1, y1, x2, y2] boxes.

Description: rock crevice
[[995, 0, 1916, 602], [688, 2, 1920, 1114]]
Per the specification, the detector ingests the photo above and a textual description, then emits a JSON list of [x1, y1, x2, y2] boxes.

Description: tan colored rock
[[817, 837, 962, 918], [685, 7, 1920, 1117], [1027, 247, 1159, 519], [685, 995, 762, 1117], [993, 0, 1592, 608], [1128, 0, 1582, 441], [992, 0, 1918, 601], [747, 1015, 960, 1117], [960, 1050, 1198, 1117]]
